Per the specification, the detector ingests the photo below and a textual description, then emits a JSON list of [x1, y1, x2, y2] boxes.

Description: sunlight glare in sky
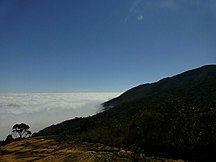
[[137, 15, 143, 21]]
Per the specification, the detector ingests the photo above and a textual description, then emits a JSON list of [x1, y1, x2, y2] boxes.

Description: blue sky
[[0, 0, 215, 92]]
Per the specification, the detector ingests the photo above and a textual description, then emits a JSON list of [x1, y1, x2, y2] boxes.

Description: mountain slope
[[103, 65, 216, 108], [37, 64, 216, 161]]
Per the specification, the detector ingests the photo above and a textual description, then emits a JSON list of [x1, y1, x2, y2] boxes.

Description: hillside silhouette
[[37, 65, 216, 161], [103, 65, 216, 108]]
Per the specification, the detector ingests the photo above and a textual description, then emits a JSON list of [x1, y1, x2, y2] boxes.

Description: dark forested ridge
[[37, 65, 216, 161], [103, 64, 216, 108]]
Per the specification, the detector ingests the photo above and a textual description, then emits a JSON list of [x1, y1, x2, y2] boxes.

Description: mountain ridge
[[103, 64, 216, 108], [37, 64, 216, 161]]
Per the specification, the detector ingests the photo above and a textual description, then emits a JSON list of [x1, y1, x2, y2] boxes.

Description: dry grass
[[0, 137, 185, 162]]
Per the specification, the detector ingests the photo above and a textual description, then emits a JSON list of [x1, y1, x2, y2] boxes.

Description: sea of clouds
[[0, 92, 121, 140]]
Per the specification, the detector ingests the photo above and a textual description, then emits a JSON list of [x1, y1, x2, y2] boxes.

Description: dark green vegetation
[[12, 123, 31, 139], [0, 123, 32, 146], [37, 65, 216, 162]]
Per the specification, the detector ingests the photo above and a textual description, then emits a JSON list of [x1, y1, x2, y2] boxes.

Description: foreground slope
[[0, 136, 184, 162], [38, 65, 216, 161], [0, 136, 131, 162]]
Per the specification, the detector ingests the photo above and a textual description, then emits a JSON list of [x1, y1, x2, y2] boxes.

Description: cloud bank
[[0, 92, 121, 140]]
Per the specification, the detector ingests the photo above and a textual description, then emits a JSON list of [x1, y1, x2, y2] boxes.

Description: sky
[[0, 0, 216, 92]]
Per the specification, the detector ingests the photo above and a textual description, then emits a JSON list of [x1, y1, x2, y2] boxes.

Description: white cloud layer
[[0, 92, 121, 140]]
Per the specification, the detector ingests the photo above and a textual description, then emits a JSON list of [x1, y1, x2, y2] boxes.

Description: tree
[[12, 123, 32, 139]]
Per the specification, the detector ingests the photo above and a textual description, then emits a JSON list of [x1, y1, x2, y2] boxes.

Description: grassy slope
[[0, 137, 184, 162]]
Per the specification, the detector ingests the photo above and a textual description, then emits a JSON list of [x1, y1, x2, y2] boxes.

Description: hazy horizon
[[0, 92, 121, 140]]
